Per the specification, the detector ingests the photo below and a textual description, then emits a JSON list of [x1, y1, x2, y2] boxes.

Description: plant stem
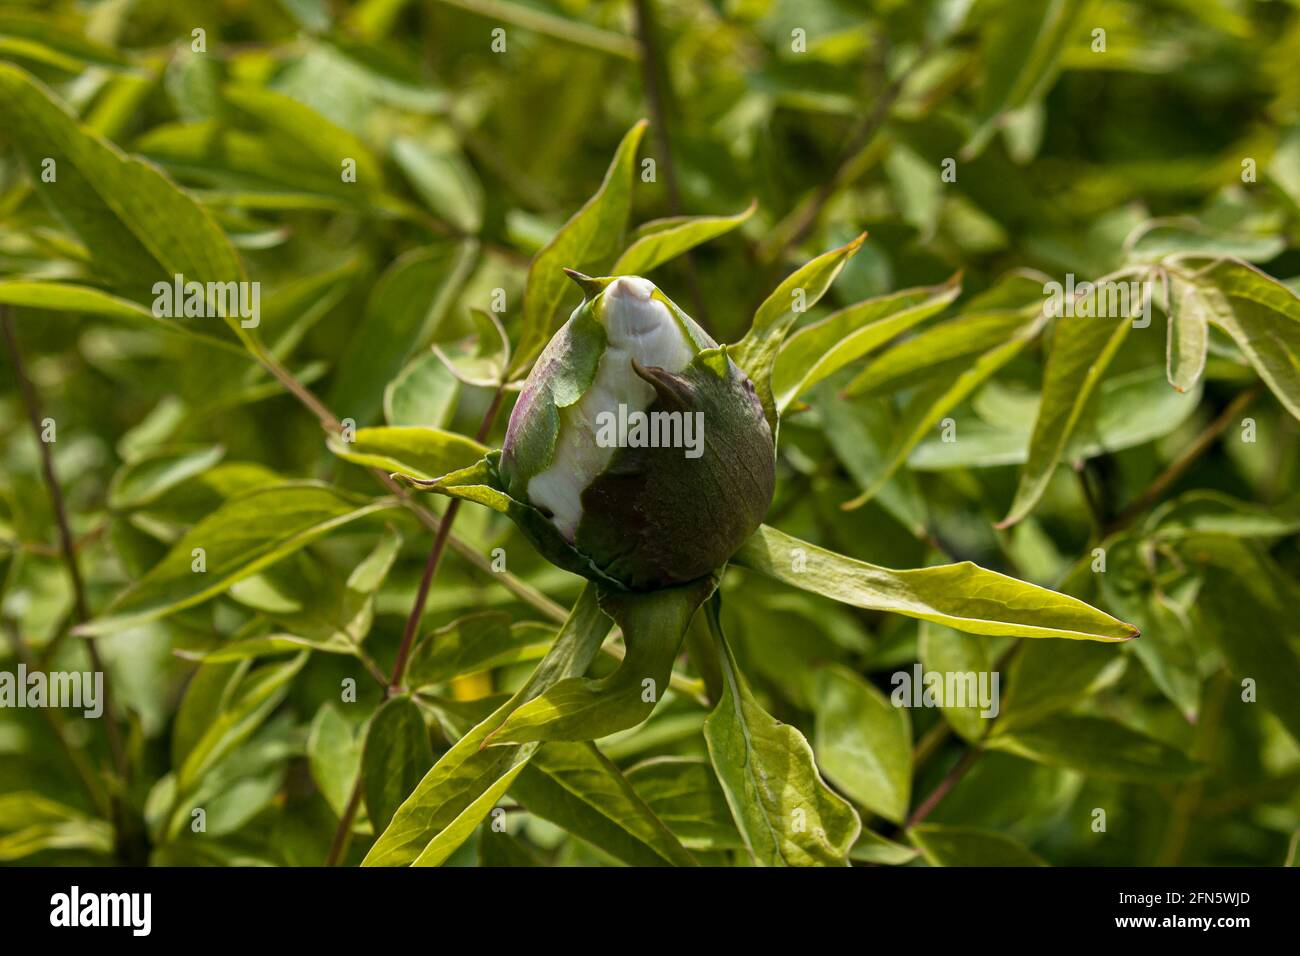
[[325, 384, 506, 865], [905, 745, 980, 829], [1105, 384, 1262, 535], [1, 310, 128, 785]]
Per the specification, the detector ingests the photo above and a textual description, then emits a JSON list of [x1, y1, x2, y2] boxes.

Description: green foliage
[[2, 0, 1298, 871]]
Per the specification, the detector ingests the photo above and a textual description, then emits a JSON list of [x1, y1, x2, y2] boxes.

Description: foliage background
[[1, 0, 1298, 867]]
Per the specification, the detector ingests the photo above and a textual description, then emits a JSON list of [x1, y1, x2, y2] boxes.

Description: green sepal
[[498, 301, 606, 500], [391, 451, 627, 590], [484, 575, 718, 746]]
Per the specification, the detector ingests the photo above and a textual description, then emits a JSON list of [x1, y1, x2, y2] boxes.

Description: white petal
[[527, 277, 695, 538]]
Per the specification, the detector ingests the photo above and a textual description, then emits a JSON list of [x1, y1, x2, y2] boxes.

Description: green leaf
[[775, 275, 961, 411], [1167, 275, 1211, 392], [0, 64, 251, 344], [734, 524, 1137, 641], [1001, 311, 1133, 527], [987, 715, 1201, 782], [308, 702, 363, 819], [510, 120, 647, 376], [327, 425, 487, 481], [612, 202, 756, 275], [1196, 259, 1300, 419], [328, 241, 478, 425], [0, 793, 113, 861], [107, 445, 225, 511], [997, 637, 1126, 730], [510, 741, 697, 866], [842, 314, 1041, 509], [918, 622, 996, 742], [406, 612, 552, 688], [0, 280, 249, 355], [363, 584, 611, 866], [224, 528, 402, 656], [362, 697, 435, 835], [384, 351, 460, 428], [731, 233, 865, 429], [908, 368, 1201, 471], [812, 665, 912, 823], [625, 756, 744, 852], [703, 598, 861, 866], [486, 578, 716, 745], [0, 13, 134, 73], [850, 829, 921, 866], [1147, 491, 1300, 541], [964, 0, 1090, 158], [173, 653, 308, 795], [909, 823, 1048, 866], [77, 482, 398, 635], [1189, 538, 1300, 745], [392, 130, 484, 234], [841, 309, 1030, 399], [428, 0, 639, 58]]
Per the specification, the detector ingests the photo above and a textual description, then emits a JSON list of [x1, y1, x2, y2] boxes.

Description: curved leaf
[[733, 524, 1137, 641]]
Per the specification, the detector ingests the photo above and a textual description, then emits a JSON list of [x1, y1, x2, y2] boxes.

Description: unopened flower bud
[[499, 274, 775, 590]]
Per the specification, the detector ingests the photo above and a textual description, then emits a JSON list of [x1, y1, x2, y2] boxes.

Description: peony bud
[[498, 274, 775, 590]]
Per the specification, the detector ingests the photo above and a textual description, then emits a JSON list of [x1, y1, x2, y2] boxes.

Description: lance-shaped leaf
[[733, 524, 1137, 641], [731, 233, 865, 429], [407, 612, 552, 688], [509, 120, 647, 376], [909, 824, 1048, 867], [363, 585, 611, 867], [1189, 537, 1300, 745], [485, 578, 717, 745], [510, 741, 697, 867], [612, 201, 756, 275], [108, 444, 226, 511], [1000, 309, 1134, 527], [308, 703, 363, 819], [1196, 258, 1300, 419], [327, 425, 487, 481], [77, 483, 398, 636], [1166, 274, 1210, 392], [219, 527, 402, 659], [362, 697, 434, 835], [0, 64, 252, 347], [841, 312, 1042, 509], [963, 0, 1090, 159], [841, 309, 1029, 400], [0, 280, 250, 356], [987, 715, 1201, 782], [625, 757, 743, 852], [703, 597, 861, 866], [329, 240, 477, 426], [775, 275, 962, 411]]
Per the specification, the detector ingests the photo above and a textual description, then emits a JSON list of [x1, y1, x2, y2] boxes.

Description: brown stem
[[1, 310, 128, 784], [325, 384, 506, 865], [905, 746, 981, 829], [1105, 384, 1261, 535]]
